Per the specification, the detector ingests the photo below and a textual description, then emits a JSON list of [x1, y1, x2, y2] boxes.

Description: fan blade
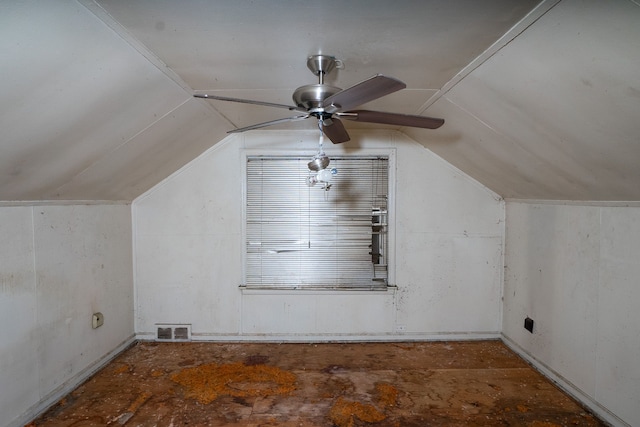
[[322, 74, 406, 114], [227, 114, 310, 133], [337, 110, 444, 129], [194, 94, 306, 112], [322, 118, 350, 144]]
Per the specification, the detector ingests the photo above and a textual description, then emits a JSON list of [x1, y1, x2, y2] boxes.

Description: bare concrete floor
[[29, 340, 606, 426]]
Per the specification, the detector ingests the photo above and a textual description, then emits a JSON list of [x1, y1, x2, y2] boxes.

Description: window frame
[[241, 148, 396, 291]]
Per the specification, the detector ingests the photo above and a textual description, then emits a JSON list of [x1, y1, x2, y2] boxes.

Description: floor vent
[[155, 324, 191, 342]]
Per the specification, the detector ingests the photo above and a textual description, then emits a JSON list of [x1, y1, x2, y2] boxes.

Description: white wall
[[503, 201, 640, 427], [133, 130, 504, 341], [0, 204, 134, 427]]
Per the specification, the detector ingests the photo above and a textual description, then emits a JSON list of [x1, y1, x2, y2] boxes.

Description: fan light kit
[[194, 54, 444, 144], [307, 168, 336, 191], [306, 118, 337, 191]]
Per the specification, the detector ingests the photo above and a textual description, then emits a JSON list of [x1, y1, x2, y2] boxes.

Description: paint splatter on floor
[[375, 382, 399, 408], [329, 397, 386, 427], [328, 382, 399, 427], [170, 361, 297, 404]]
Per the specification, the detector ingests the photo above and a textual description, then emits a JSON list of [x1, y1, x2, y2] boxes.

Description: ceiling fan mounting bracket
[[306, 55, 339, 80]]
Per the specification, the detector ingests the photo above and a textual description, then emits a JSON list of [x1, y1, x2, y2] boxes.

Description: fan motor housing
[[292, 84, 341, 111]]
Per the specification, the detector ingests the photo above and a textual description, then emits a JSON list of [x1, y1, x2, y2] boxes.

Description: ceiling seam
[[443, 98, 510, 139], [48, 98, 192, 198], [442, 96, 598, 197], [77, 0, 238, 131], [417, 0, 563, 115], [77, 0, 193, 95]]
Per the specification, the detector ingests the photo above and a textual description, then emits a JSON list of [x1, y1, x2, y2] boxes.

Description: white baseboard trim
[[136, 331, 501, 343], [501, 334, 627, 427], [10, 334, 137, 427]]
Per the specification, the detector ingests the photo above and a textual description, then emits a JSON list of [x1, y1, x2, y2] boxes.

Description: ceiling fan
[[194, 55, 444, 144]]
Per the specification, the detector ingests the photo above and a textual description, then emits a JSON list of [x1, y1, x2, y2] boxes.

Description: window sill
[[240, 285, 396, 296]]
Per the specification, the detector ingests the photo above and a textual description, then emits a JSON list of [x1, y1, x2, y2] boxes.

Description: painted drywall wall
[[133, 130, 504, 340], [503, 201, 640, 427], [0, 204, 134, 427]]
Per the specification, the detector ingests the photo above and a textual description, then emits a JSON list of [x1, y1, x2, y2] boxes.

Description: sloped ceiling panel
[[406, 98, 558, 200], [408, 0, 640, 201], [0, 1, 228, 201], [49, 99, 229, 200]]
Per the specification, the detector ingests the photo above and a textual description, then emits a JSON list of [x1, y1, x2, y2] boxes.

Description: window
[[244, 154, 391, 290]]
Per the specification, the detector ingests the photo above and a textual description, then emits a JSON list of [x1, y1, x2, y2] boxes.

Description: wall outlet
[[524, 317, 534, 333], [92, 312, 104, 329]]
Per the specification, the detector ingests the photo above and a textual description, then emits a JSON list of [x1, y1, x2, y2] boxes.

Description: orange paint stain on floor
[[329, 397, 386, 427], [170, 362, 297, 404]]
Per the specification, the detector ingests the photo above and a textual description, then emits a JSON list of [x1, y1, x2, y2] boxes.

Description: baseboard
[[10, 334, 137, 427], [137, 331, 501, 343], [501, 334, 627, 427]]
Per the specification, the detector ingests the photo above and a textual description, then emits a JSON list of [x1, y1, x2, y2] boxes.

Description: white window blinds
[[245, 155, 389, 290]]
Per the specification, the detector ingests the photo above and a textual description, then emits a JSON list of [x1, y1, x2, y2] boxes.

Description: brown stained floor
[[29, 340, 606, 427]]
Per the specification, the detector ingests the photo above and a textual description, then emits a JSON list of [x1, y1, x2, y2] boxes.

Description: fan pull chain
[[317, 117, 325, 155]]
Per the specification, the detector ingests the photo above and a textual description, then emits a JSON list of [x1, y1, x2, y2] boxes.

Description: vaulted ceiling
[[2, 0, 639, 202]]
